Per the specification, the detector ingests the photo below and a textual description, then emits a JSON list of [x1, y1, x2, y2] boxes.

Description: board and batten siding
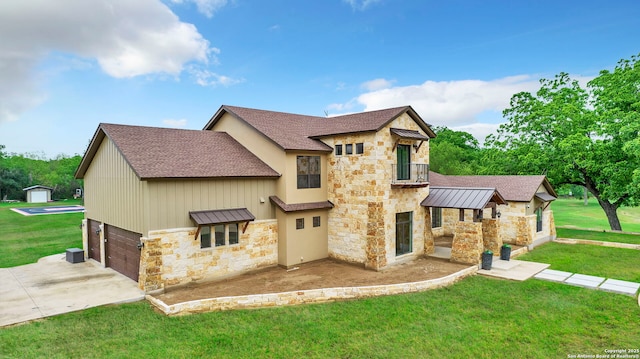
[[146, 178, 277, 231], [83, 137, 148, 235]]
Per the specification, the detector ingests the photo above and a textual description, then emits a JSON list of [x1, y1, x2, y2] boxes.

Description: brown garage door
[[87, 219, 101, 262], [104, 224, 142, 282]]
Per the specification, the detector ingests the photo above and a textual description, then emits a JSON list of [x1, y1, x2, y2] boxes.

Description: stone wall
[[482, 218, 502, 254], [424, 209, 435, 255], [147, 265, 477, 315], [515, 215, 535, 246], [148, 219, 278, 289], [138, 236, 163, 292], [450, 221, 483, 265]]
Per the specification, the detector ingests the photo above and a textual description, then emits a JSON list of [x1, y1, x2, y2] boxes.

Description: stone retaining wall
[[147, 265, 478, 316]]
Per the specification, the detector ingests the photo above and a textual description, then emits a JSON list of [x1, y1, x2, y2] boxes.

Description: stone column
[[365, 202, 387, 270], [450, 221, 483, 265], [515, 216, 534, 246], [138, 237, 163, 292], [482, 218, 502, 254], [548, 210, 556, 239], [424, 208, 435, 255]]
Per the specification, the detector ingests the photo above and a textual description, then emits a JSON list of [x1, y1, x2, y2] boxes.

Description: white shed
[[23, 185, 53, 203]]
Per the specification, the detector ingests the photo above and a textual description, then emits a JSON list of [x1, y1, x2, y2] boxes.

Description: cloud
[[360, 78, 394, 91], [0, 0, 217, 123], [171, 0, 228, 18], [350, 75, 542, 126], [189, 67, 244, 87], [343, 0, 382, 11], [163, 118, 188, 128], [451, 122, 503, 145]]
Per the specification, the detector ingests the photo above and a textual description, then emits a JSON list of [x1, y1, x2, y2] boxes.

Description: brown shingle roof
[[204, 105, 436, 152], [75, 124, 280, 179], [429, 171, 556, 202]]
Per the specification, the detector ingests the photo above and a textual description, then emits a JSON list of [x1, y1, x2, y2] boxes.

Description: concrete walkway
[[0, 253, 145, 327], [478, 257, 550, 281], [534, 269, 640, 296]]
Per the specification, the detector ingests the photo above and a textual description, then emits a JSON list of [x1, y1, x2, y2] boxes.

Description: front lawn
[[518, 242, 640, 282], [1, 276, 638, 358], [556, 228, 640, 245], [0, 200, 83, 267], [552, 198, 640, 232]]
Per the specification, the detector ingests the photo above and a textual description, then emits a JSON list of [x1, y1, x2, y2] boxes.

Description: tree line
[[0, 145, 82, 202]]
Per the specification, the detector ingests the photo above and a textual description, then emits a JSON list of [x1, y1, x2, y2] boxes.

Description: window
[[536, 208, 543, 232], [335, 145, 343, 156], [355, 143, 364, 154], [313, 216, 321, 227], [214, 224, 225, 247], [396, 212, 413, 256], [297, 156, 321, 189], [296, 218, 304, 230], [345, 144, 353, 155], [432, 207, 442, 228], [229, 223, 239, 245], [396, 144, 411, 180], [200, 226, 211, 248]]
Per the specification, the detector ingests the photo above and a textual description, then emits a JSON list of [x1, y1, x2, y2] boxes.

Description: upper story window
[[396, 144, 411, 180], [335, 145, 343, 156], [297, 155, 321, 189], [345, 144, 353, 155], [355, 143, 364, 154]]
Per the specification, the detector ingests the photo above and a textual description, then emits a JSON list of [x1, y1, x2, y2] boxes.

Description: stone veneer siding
[[139, 219, 278, 291], [147, 265, 477, 315], [450, 221, 483, 265], [325, 113, 430, 270], [481, 218, 502, 254]]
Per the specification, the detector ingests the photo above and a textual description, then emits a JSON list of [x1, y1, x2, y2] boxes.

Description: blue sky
[[1, 0, 639, 157]]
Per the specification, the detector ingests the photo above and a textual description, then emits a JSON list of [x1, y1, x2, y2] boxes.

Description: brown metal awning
[[535, 192, 557, 202], [189, 208, 255, 226], [390, 128, 430, 141], [420, 186, 507, 209], [269, 196, 334, 213]]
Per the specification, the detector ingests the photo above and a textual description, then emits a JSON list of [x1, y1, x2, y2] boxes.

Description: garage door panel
[[105, 225, 141, 282]]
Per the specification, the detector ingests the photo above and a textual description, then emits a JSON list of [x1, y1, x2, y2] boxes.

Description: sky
[[1, 0, 639, 157]]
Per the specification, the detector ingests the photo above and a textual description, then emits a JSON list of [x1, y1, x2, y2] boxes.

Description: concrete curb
[[148, 265, 478, 316]]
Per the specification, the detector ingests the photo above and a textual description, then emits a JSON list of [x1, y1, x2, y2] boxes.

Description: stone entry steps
[[534, 269, 640, 296]]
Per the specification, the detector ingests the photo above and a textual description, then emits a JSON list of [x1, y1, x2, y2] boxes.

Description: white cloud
[[163, 118, 188, 128], [351, 75, 542, 126], [360, 78, 394, 91], [0, 0, 219, 123], [171, 0, 228, 18], [451, 122, 504, 145], [189, 67, 244, 87], [343, 0, 382, 11]]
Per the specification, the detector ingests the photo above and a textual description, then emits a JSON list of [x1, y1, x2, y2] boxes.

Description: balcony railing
[[391, 163, 429, 187]]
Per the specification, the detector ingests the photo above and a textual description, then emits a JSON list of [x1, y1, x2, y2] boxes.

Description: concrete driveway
[[0, 253, 145, 327]]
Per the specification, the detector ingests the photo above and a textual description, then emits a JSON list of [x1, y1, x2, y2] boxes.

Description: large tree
[[429, 126, 482, 175], [486, 54, 640, 231]]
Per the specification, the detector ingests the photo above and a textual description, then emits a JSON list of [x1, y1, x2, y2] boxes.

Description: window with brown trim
[[313, 216, 321, 227]]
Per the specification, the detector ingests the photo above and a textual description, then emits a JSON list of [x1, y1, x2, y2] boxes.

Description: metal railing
[[391, 163, 429, 184]]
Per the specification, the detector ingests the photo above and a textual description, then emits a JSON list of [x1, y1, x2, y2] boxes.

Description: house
[[75, 105, 556, 292], [23, 185, 53, 203]]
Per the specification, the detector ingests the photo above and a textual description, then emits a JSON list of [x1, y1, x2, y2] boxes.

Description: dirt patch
[[154, 257, 471, 305]]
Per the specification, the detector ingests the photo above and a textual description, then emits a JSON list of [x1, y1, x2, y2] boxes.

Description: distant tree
[[430, 127, 482, 175], [486, 54, 640, 231]]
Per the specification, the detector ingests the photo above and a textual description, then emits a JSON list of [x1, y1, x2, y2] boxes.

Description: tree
[[429, 127, 482, 175], [486, 54, 640, 231]]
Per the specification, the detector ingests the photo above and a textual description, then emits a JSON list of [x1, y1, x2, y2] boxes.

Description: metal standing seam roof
[[269, 196, 334, 212], [390, 128, 431, 140], [535, 192, 557, 202], [420, 186, 507, 209], [189, 208, 255, 226]]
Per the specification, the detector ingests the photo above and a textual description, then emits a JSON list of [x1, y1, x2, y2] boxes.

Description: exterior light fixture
[[496, 211, 501, 218]]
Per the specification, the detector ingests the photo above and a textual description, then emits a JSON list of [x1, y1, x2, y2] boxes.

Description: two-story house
[[75, 105, 555, 292]]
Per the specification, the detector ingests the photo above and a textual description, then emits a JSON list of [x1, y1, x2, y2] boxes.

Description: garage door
[[87, 219, 101, 262], [31, 191, 47, 203], [104, 225, 142, 282]]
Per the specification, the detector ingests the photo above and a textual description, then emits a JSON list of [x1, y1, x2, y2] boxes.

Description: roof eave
[[74, 126, 107, 179]]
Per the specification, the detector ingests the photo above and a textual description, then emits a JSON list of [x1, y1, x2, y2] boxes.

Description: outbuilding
[[23, 185, 53, 203]]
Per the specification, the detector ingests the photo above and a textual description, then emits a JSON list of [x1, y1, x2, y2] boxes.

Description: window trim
[[313, 216, 321, 227], [345, 144, 353, 155], [296, 218, 305, 230], [297, 155, 321, 189], [355, 142, 364, 154]]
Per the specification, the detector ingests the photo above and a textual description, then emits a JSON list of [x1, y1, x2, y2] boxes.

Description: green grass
[[1, 276, 638, 359], [519, 242, 640, 282], [552, 198, 640, 232], [556, 227, 640, 245], [0, 200, 83, 268]]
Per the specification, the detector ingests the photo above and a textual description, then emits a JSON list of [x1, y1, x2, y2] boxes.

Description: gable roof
[[204, 105, 436, 152], [23, 185, 53, 191], [429, 171, 557, 202], [75, 123, 280, 180], [421, 186, 507, 209]]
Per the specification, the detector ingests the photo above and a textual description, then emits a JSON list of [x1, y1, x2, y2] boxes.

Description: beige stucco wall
[[323, 113, 431, 269], [83, 137, 148, 235], [144, 219, 278, 289], [277, 209, 329, 267]]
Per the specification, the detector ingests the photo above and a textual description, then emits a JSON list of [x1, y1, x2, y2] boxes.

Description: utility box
[[66, 248, 84, 263]]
